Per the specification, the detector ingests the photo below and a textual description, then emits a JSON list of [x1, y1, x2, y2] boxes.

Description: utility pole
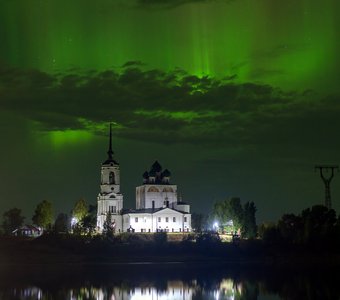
[[315, 165, 339, 209]]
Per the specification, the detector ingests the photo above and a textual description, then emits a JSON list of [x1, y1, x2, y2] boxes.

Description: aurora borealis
[[1, 0, 340, 92], [0, 0, 340, 222]]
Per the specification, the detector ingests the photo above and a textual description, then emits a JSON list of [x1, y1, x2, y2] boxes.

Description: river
[[0, 262, 338, 299]]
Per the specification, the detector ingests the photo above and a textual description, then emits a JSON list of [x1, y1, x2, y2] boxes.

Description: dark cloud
[[0, 64, 339, 222], [252, 43, 308, 60], [0, 64, 339, 160]]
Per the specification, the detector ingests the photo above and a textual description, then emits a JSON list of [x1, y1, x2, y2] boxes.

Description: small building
[[97, 125, 191, 233], [12, 225, 42, 237]]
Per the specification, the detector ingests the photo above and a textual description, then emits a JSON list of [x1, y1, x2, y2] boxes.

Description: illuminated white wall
[[136, 184, 178, 210], [123, 208, 191, 233]]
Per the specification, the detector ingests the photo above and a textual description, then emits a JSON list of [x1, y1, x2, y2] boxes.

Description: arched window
[[147, 186, 159, 192], [109, 172, 115, 184]]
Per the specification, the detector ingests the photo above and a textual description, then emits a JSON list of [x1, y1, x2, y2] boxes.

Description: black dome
[[150, 160, 162, 173]]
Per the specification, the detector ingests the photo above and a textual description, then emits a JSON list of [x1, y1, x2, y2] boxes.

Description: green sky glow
[[1, 0, 339, 92], [0, 0, 339, 221], [47, 130, 93, 148]]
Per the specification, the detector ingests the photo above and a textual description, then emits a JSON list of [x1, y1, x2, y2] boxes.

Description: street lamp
[[213, 222, 219, 232]]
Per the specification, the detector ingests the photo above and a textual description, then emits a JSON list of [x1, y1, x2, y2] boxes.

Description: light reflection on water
[[2, 279, 243, 300], [0, 263, 338, 299]]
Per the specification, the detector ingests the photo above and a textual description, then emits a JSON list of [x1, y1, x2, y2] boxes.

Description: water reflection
[[0, 279, 244, 300], [0, 263, 339, 299]]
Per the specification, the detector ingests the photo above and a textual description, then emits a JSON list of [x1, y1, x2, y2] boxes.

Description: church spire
[[107, 123, 113, 160], [103, 123, 119, 165]]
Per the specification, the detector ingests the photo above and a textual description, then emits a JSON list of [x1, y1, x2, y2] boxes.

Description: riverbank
[[0, 233, 339, 269]]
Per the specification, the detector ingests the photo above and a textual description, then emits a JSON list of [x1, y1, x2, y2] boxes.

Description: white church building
[[97, 125, 191, 233]]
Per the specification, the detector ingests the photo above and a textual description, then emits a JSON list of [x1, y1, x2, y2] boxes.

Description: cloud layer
[[0, 64, 339, 158]]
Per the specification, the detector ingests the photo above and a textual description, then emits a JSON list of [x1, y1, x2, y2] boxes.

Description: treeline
[[258, 205, 340, 247], [192, 197, 257, 239], [1, 198, 97, 235]]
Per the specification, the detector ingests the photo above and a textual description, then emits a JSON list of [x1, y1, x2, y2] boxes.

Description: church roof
[[176, 201, 189, 205], [149, 170, 156, 177], [142, 161, 171, 184], [103, 158, 119, 165], [150, 160, 162, 173], [102, 123, 119, 165], [122, 208, 163, 214], [122, 207, 187, 215], [161, 169, 171, 177]]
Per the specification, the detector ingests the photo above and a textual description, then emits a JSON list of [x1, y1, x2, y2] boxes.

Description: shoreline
[[1, 235, 340, 270]]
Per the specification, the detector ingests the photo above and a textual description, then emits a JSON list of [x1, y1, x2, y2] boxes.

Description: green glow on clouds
[[48, 130, 93, 148], [1, 0, 339, 93], [134, 110, 222, 122]]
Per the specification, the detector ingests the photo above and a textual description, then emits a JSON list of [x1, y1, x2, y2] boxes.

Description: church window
[[109, 206, 116, 213], [166, 217, 169, 222], [109, 172, 115, 184], [184, 217, 187, 222], [135, 217, 138, 223], [173, 217, 176, 222], [147, 186, 159, 192], [158, 217, 161, 222]]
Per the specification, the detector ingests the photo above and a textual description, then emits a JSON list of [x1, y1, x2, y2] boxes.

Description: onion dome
[[150, 160, 162, 173], [162, 169, 171, 177]]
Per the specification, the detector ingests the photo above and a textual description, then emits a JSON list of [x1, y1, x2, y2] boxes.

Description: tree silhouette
[[2, 208, 25, 234], [242, 201, 257, 239], [54, 213, 69, 233], [213, 197, 257, 237], [72, 198, 88, 222], [32, 200, 53, 230]]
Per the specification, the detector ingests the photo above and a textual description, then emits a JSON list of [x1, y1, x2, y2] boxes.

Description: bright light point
[[71, 217, 78, 226], [213, 222, 218, 229]]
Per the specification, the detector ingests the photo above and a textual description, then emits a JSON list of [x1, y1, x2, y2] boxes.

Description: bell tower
[[100, 123, 121, 194], [96, 124, 123, 232]]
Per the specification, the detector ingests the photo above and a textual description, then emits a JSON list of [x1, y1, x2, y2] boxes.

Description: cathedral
[[96, 125, 191, 233]]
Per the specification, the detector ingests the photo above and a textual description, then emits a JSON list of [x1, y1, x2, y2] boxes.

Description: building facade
[[97, 125, 191, 233]]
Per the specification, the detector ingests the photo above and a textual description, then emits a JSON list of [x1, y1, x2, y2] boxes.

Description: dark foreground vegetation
[[1, 200, 340, 271], [0, 230, 339, 269]]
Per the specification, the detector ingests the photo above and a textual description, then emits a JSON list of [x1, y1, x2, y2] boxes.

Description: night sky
[[0, 0, 340, 223]]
